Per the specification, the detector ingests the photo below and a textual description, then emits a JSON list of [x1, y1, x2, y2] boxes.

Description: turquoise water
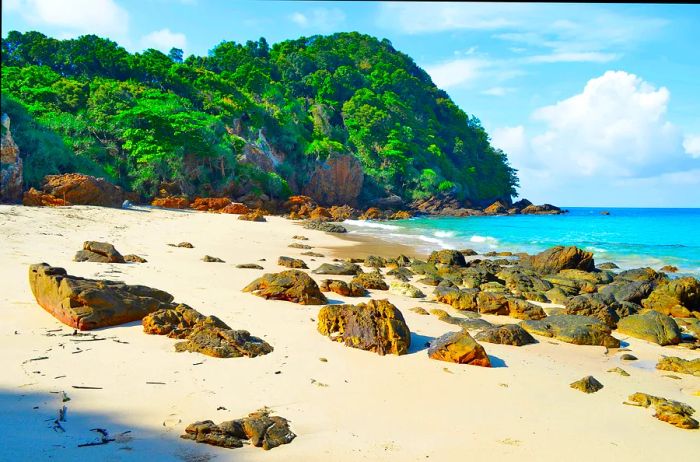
[[343, 208, 700, 276]]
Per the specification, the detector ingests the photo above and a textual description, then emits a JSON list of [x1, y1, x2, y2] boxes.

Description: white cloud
[[424, 58, 488, 89], [491, 71, 700, 206], [481, 86, 514, 97], [683, 135, 700, 158], [524, 52, 618, 64], [140, 28, 187, 54], [6, 0, 129, 38], [288, 8, 346, 32]]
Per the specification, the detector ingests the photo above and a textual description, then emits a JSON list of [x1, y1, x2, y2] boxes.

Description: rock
[[429, 308, 492, 330], [190, 197, 231, 211], [620, 354, 638, 361], [243, 270, 327, 305], [386, 267, 413, 282], [359, 207, 383, 220], [124, 254, 147, 263], [239, 210, 266, 222], [474, 324, 537, 346], [428, 330, 491, 367], [302, 153, 363, 206], [545, 287, 570, 304], [660, 265, 678, 273], [292, 235, 308, 240], [302, 220, 347, 233], [319, 279, 366, 297], [564, 293, 620, 328], [301, 251, 325, 257], [598, 262, 619, 270], [520, 315, 620, 347], [170, 242, 194, 248], [570, 376, 604, 393], [656, 356, 700, 377], [524, 246, 594, 274], [373, 194, 404, 209], [409, 307, 430, 315], [484, 201, 507, 214], [277, 256, 307, 269], [428, 250, 467, 267], [607, 367, 630, 376], [599, 280, 654, 305], [236, 263, 264, 269], [182, 409, 296, 450], [476, 292, 510, 315], [36, 173, 125, 207], [203, 255, 225, 263], [143, 304, 229, 338], [364, 255, 386, 268], [507, 298, 547, 320], [175, 325, 273, 358], [351, 272, 389, 290], [616, 311, 681, 345], [22, 188, 70, 206], [511, 198, 533, 211], [219, 202, 250, 214], [73, 241, 125, 263], [317, 299, 411, 355], [312, 262, 362, 276], [152, 196, 190, 209], [288, 243, 312, 249], [389, 210, 412, 220], [418, 274, 443, 286], [460, 248, 478, 256], [616, 267, 667, 284], [626, 392, 698, 430], [0, 114, 23, 203], [389, 281, 425, 298], [520, 204, 562, 215], [642, 277, 700, 317], [433, 286, 479, 311], [28, 263, 174, 330], [600, 211, 610, 216]]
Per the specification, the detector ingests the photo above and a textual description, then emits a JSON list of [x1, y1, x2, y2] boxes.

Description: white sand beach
[[0, 204, 698, 461]]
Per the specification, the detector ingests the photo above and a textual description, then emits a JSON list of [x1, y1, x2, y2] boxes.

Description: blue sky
[[3, 1, 700, 207]]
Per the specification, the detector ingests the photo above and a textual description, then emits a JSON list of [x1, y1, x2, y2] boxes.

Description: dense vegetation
[[1, 30, 518, 204]]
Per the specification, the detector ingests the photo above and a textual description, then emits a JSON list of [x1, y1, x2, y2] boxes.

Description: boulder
[[386, 267, 413, 282], [124, 254, 147, 263], [476, 292, 510, 315], [238, 210, 266, 222], [151, 196, 190, 209], [642, 277, 700, 317], [656, 356, 700, 377], [389, 281, 425, 298], [143, 304, 228, 339], [317, 299, 411, 355], [428, 250, 467, 267], [203, 255, 225, 263], [28, 263, 174, 330], [219, 202, 250, 214], [616, 267, 667, 284], [570, 376, 604, 393], [474, 324, 537, 346], [73, 241, 125, 263], [525, 246, 594, 274], [433, 286, 479, 312], [22, 188, 70, 206], [429, 308, 492, 330], [359, 207, 382, 220], [171, 241, 194, 248], [364, 255, 386, 268], [190, 197, 231, 211], [182, 409, 296, 450], [428, 330, 491, 367], [312, 262, 362, 276], [37, 173, 125, 208], [302, 221, 347, 233], [409, 307, 430, 315], [175, 325, 273, 358], [277, 256, 307, 269], [520, 204, 562, 215], [390, 210, 412, 220], [243, 270, 327, 305], [626, 392, 698, 430], [236, 263, 264, 270], [660, 265, 678, 273], [597, 262, 619, 270], [507, 298, 547, 320], [564, 293, 620, 328], [302, 153, 363, 206], [520, 315, 620, 347], [607, 367, 630, 376], [616, 311, 681, 346], [319, 279, 366, 297], [0, 113, 23, 203], [351, 272, 389, 290], [301, 251, 325, 258], [484, 201, 507, 214], [599, 280, 654, 304]]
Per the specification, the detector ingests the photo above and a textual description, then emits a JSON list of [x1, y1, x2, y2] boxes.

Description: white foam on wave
[[469, 234, 498, 244], [434, 230, 455, 238], [344, 219, 400, 231]]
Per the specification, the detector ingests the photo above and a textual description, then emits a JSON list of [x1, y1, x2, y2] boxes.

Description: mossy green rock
[[570, 375, 604, 393], [616, 311, 681, 346], [243, 270, 328, 305], [427, 250, 467, 267], [389, 281, 425, 298], [656, 356, 700, 377], [521, 315, 620, 347], [642, 277, 700, 317], [475, 324, 536, 346]]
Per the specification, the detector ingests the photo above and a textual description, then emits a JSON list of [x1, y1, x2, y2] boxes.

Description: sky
[[2, 1, 700, 207]]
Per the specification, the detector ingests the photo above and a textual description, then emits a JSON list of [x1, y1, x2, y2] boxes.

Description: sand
[[0, 204, 698, 462]]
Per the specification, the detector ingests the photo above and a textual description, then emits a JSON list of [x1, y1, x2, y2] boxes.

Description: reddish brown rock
[[389, 210, 412, 220], [28, 263, 174, 330], [31, 173, 125, 207], [319, 279, 366, 297], [521, 204, 562, 214], [151, 196, 190, 209], [219, 202, 250, 214], [190, 197, 231, 211], [23, 188, 70, 207], [428, 330, 491, 367], [302, 154, 363, 206], [74, 241, 126, 263], [524, 246, 595, 274], [484, 201, 507, 214], [359, 207, 382, 220]]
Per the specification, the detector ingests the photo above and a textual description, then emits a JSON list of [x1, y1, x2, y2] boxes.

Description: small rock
[[656, 356, 700, 377], [236, 264, 264, 270], [607, 367, 630, 376], [409, 307, 430, 315], [278, 256, 308, 269], [620, 354, 638, 361], [570, 375, 604, 393], [203, 255, 225, 263], [626, 392, 698, 429], [124, 254, 147, 263]]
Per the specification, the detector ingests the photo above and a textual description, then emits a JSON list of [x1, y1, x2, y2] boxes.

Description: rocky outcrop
[[616, 311, 681, 346], [520, 204, 562, 215], [28, 263, 174, 330], [0, 114, 23, 203], [190, 197, 231, 211], [656, 356, 700, 377], [641, 277, 700, 318], [474, 324, 537, 346], [302, 153, 363, 206], [520, 315, 620, 347], [524, 246, 595, 274], [484, 201, 507, 214], [175, 325, 273, 358], [73, 241, 125, 263], [312, 262, 363, 276], [302, 220, 347, 233], [28, 173, 125, 208], [626, 393, 698, 429], [182, 409, 296, 450], [428, 250, 467, 267], [319, 279, 366, 297], [389, 281, 425, 298], [243, 270, 327, 305], [428, 330, 491, 366], [317, 299, 411, 355], [151, 196, 190, 209], [219, 202, 250, 214], [570, 376, 604, 393]]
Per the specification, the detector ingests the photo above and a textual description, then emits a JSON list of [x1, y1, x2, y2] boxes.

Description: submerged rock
[[626, 392, 698, 430], [656, 356, 700, 377], [317, 299, 411, 355], [616, 311, 681, 346], [28, 263, 174, 330], [570, 376, 604, 393], [243, 270, 327, 305], [182, 409, 296, 450], [475, 324, 537, 346], [428, 330, 491, 367], [520, 315, 620, 347]]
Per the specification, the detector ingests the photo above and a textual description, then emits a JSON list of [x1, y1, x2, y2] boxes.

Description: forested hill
[[1, 30, 518, 206]]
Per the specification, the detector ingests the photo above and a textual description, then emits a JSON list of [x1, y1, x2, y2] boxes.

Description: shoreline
[[1, 204, 698, 461]]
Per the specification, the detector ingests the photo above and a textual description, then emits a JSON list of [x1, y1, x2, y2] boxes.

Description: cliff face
[[302, 154, 364, 206], [0, 114, 23, 203]]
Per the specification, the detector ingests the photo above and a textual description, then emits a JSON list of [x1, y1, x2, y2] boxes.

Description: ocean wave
[[344, 219, 400, 230], [434, 230, 455, 238], [469, 235, 498, 244]]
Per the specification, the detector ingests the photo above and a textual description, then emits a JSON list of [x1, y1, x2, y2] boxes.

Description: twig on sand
[[146, 381, 166, 385], [77, 428, 115, 448], [72, 385, 103, 390], [22, 356, 49, 364]]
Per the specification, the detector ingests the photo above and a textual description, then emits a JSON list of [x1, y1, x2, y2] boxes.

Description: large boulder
[[474, 324, 537, 346], [317, 299, 411, 355], [182, 409, 296, 450], [28, 263, 174, 330], [433, 286, 479, 311], [642, 277, 700, 317], [428, 250, 467, 267], [0, 113, 23, 203], [520, 204, 562, 215], [520, 315, 620, 347], [616, 311, 681, 346], [243, 270, 327, 305], [564, 293, 620, 328], [616, 267, 667, 283], [34, 173, 125, 207], [73, 241, 126, 263], [524, 246, 595, 274], [599, 280, 655, 304], [484, 201, 507, 214], [428, 330, 491, 366], [507, 298, 548, 320], [319, 279, 366, 297], [302, 153, 363, 206], [312, 262, 362, 276], [143, 304, 228, 338]]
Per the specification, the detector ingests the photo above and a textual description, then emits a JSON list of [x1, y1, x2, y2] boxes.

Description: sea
[[343, 207, 700, 277]]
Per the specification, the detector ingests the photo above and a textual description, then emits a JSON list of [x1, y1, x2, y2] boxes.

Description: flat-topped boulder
[[520, 314, 620, 347], [616, 311, 681, 346], [312, 262, 362, 275], [474, 324, 536, 346], [428, 330, 491, 366], [28, 263, 174, 330], [243, 270, 327, 305], [524, 246, 594, 274], [74, 241, 126, 263], [317, 299, 410, 355], [277, 256, 307, 269]]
